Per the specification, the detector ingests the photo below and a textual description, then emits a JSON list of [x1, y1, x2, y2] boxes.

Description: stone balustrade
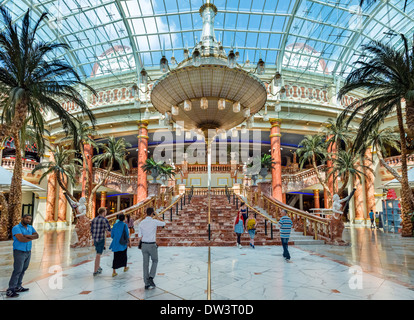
[[1, 158, 39, 171], [383, 155, 414, 167]]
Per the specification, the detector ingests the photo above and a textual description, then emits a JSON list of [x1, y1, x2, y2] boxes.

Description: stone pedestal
[[178, 184, 186, 195], [258, 181, 272, 197], [232, 183, 241, 195], [148, 183, 161, 197]]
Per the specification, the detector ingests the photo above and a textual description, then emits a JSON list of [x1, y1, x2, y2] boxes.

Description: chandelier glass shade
[[149, 2, 267, 133]]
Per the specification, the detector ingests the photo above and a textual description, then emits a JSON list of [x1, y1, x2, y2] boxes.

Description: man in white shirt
[[137, 207, 166, 289]]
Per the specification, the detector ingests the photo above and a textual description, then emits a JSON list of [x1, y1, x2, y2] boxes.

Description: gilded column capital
[[137, 120, 149, 127]]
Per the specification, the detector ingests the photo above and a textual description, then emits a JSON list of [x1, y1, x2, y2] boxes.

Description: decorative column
[[45, 147, 57, 223], [364, 146, 375, 218], [353, 157, 366, 224], [57, 175, 67, 222], [137, 120, 149, 203], [269, 118, 283, 202], [100, 191, 107, 209], [313, 189, 320, 209]]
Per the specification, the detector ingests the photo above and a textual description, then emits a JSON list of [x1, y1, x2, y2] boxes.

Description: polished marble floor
[[0, 226, 413, 300]]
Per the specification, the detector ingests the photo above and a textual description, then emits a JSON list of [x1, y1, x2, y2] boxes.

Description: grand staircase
[[130, 194, 324, 247]]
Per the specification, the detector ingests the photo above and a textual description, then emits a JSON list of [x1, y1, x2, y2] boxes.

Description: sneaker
[[97, 267, 103, 274], [112, 272, 118, 277], [6, 290, 19, 298], [239, 244, 243, 249], [93, 271, 99, 277], [15, 287, 29, 293]]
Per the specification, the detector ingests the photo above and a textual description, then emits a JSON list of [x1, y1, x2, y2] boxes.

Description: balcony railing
[[1, 158, 39, 171]]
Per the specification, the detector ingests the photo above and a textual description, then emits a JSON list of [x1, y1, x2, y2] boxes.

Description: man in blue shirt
[[369, 210, 375, 229], [279, 209, 293, 263], [7, 214, 38, 298]]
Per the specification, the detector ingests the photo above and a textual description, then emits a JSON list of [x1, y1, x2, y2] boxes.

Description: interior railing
[[240, 186, 333, 242]]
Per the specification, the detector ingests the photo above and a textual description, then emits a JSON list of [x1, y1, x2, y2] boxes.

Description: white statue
[[332, 193, 352, 220], [67, 196, 91, 248], [68, 197, 87, 218]]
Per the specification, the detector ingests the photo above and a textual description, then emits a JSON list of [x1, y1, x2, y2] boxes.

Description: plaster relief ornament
[[68, 196, 92, 248]]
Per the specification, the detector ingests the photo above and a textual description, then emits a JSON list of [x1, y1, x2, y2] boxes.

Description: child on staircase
[[246, 213, 257, 249], [234, 210, 245, 248]]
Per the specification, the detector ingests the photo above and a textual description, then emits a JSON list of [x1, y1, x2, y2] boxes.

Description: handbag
[[119, 224, 128, 246]]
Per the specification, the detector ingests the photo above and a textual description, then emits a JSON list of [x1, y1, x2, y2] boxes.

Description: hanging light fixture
[[184, 99, 192, 111], [257, 58, 265, 75], [218, 98, 226, 110], [263, 105, 269, 122], [172, 105, 179, 116], [159, 114, 165, 126], [140, 68, 148, 86], [160, 55, 168, 73], [241, 124, 247, 134], [200, 97, 208, 110], [192, 48, 201, 67], [243, 107, 250, 118], [232, 128, 238, 138], [184, 48, 189, 59], [233, 101, 241, 113], [227, 49, 236, 68]]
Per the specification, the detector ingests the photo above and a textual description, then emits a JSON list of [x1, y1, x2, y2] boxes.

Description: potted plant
[[259, 154, 276, 181], [142, 158, 164, 183], [159, 164, 176, 186]]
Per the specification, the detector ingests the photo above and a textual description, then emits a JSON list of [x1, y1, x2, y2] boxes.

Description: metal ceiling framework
[[1, 0, 413, 81]]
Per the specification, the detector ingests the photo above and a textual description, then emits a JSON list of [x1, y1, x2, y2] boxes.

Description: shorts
[[248, 229, 256, 239], [94, 239, 105, 254]]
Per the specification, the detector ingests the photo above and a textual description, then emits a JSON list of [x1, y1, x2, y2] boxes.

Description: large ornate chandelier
[[146, 1, 268, 137]]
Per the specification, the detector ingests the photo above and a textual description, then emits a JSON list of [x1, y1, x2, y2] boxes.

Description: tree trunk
[[8, 133, 23, 232], [312, 155, 332, 207], [87, 162, 112, 217], [0, 192, 9, 240], [405, 99, 414, 139], [337, 174, 349, 198], [396, 102, 414, 237]]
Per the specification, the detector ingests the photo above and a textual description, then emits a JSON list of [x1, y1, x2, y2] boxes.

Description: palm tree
[[0, 7, 96, 239], [338, 36, 414, 236], [88, 137, 130, 217], [62, 120, 98, 211], [296, 134, 333, 204], [32, 146, 80, 202], [329, 150, 370, 198], [0, 111, 50, 239], [324, 118, 355, 195]]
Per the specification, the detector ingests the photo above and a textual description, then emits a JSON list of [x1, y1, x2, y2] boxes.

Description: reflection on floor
[[0, 226, 413, 300]]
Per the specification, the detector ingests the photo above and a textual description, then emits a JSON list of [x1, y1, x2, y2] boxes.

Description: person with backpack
[[246, 212, 257, 249], [109, 213, 130, 277]]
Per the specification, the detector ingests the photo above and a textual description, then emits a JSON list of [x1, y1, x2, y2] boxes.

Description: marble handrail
[[241, 186, 336, 244]]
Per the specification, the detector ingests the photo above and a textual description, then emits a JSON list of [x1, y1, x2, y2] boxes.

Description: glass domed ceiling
[[4, 0, 413, 80]]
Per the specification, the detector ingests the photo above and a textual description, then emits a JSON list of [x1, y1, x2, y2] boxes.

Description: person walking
[[369, 209, 375, 229], [137, 207, 166, 289], [91, 207, 111, 276], [279, 209, 293, 263], [109, 213, 131, 277], [126, 214, 135, 235], [234, 209, 245, 248], [246, 212, 257, 249], [240, 202, 248, 228], [6, 214, 39, 298]]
